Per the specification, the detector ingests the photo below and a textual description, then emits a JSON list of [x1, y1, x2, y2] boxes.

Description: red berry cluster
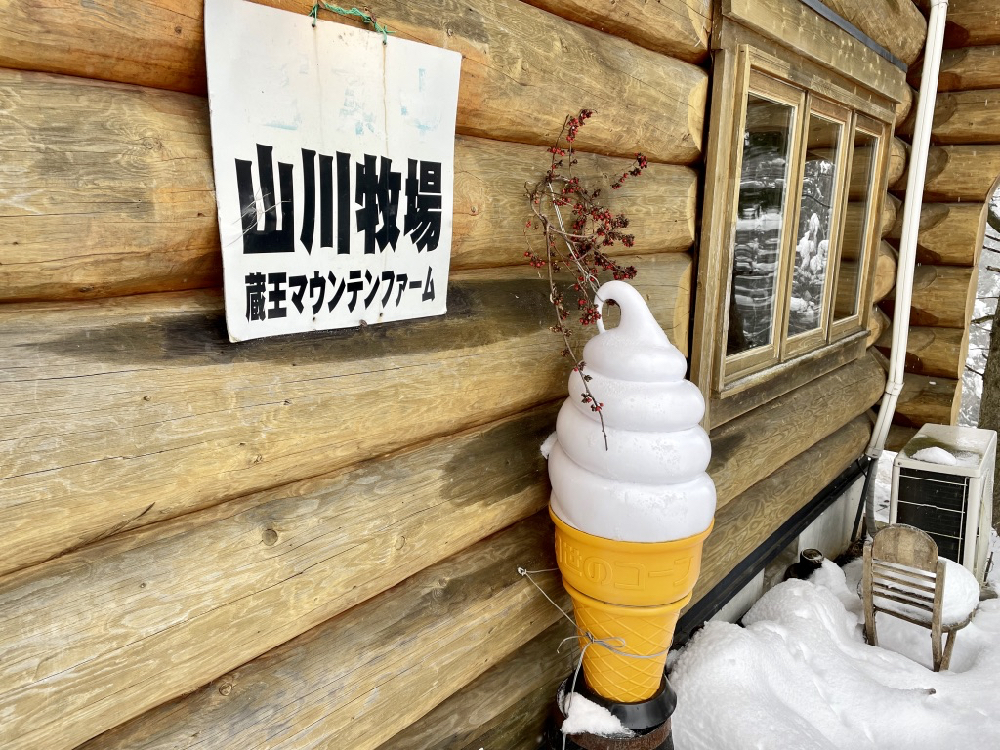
[[523, 111, 647, 447]]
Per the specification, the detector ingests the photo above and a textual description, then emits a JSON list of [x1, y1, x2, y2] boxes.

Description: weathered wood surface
[[885, 264, 975, 329], [0, 68, 697, 301], [867, 305, 891, 348], [77, 514, 562, 750], [0, 0, 706, 165], [692, 416, 871, 608], [872, 240, 897, 303], [887, 137, 909, 191], [920, 146, 1000, 202], [928, 0, 1000, 49], [895, 374, 960, 428], [882, 193, 901, 237], [886, 423, 919, 452], [521, 0, 711, 62], [876, 325, 964, 380], [0, 407, 558, 750], [897, 89, 1000, 146], [0, 255, 691, 576], [886, 202, 984, 266], [709, 355, 885, 510], [926, 46, 1000, 92], [818, 0, 926, 65], [722, 0, 909, 104], [374, 619, 576, 750]]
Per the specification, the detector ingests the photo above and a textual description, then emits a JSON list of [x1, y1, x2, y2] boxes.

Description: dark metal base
[[545, 675, 676, 750]]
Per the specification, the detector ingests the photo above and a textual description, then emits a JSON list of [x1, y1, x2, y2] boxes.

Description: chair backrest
[[864, 524, 944, 628]]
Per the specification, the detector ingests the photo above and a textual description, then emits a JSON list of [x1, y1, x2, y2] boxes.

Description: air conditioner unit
[[890, 423, 996, 584]]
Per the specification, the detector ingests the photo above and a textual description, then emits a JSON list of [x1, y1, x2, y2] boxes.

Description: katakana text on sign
[[205, 0, 461, 341]]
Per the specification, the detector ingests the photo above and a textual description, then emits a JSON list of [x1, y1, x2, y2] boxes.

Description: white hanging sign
[[205, 0, 461, 342]]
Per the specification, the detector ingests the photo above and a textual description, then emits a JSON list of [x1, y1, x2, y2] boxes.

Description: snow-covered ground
[[667, 450, 1000, 750]]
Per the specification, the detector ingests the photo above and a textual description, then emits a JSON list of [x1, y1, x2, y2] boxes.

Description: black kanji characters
[[355, 154, 401, 254], [234, 144, 296, 254], [404, 159, 442, 252]]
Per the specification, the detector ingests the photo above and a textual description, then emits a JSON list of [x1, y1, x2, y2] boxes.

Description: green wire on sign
[[310, 2, 395, 44]]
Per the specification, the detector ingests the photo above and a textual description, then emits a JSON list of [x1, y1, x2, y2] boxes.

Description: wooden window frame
[[693, 28, 897, 430]]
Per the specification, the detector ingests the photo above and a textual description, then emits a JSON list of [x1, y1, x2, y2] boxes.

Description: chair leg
[[932, 623, 943, 672], [864, 609, 878, 647], [941, 629, 959, 672]]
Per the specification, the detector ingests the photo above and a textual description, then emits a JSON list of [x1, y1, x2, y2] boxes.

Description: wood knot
[[218, 683, 233, 696], [262, 528, 278, 546]]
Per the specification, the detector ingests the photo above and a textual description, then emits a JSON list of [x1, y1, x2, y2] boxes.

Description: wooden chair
[[862, 524, 975, 672]]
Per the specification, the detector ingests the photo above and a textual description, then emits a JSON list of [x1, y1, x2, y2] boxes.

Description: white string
[[518, 566, 671, 749]]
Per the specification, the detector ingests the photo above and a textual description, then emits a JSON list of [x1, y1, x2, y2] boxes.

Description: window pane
[[788, 114, 841, 338], [727, 93, 794, 357], [834, 129, 878, 321]]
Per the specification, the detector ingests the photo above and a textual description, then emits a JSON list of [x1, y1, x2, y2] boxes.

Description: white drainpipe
[[863, 0, 950, 532]]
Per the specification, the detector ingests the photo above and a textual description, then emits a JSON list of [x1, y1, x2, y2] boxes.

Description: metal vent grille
[[895, 467, 970, 564]]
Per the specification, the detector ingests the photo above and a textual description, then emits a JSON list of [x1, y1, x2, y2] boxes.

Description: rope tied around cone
[[519, 567, 671, 748]]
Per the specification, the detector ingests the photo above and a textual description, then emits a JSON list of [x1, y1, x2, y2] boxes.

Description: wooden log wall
[[0, 1, 902, 748], [881, 5, 996, 434]]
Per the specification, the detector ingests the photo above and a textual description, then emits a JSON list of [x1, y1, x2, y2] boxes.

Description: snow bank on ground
[[672, 562, 1000, 749]]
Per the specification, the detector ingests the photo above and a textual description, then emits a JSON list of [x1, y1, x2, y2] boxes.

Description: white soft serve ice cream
[[547, 280, 716, 542]]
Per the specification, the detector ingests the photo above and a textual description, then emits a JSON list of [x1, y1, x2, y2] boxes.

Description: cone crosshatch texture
[[565, 581, 689, 703]]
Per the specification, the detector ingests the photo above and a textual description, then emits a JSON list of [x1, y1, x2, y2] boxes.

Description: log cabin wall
[[0, 2, 905, 748], [875, 0, 1000, 449]]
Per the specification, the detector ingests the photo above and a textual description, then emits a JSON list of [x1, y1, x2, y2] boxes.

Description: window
[[694, 34, 899, 428]]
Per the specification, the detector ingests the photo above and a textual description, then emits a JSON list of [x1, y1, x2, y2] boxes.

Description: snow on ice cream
[[547, 280, 716, 542]]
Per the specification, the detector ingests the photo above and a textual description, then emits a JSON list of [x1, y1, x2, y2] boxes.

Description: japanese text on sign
[[205, 0, 461, 342]]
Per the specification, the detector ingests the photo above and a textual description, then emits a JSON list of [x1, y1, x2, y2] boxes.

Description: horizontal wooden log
[[817, 0, 926, 65], [872, 240, 897, 303], [882, 193, 901, 237], [898, 89, 1000, 146], [723, 0, 909, 105], [887, 137, 908, 190], [0, 68, 698, 302], [374, 619, 576, 750], [78, 513, 563, 750], [709, 355, 885, 510], [867, 305, 890, 348], [691, 415, 871, 608], [0, 0, 706, 165], [885, 264, 975, 328], [920, 145, 1000, 202], [520, 0, 711, 63], [0, 405, 557, 750], [897, 85, 915, 124], [926, 46, 1000, 92], [929, 0, 1000, 49], [0, 255, 691, 576], [886, 423, 918, 452], [875, 325, 965, 380], [886, 202, 984, 266], [895, 373, 960, 428]]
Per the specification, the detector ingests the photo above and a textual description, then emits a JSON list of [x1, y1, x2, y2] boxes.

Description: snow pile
[[910, 446, 958, 466], [672, 562, 1000, 749], [559, 691, 634, 738]]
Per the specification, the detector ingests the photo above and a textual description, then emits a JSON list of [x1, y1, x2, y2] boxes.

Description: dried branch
[[525, 110, 648, 449]]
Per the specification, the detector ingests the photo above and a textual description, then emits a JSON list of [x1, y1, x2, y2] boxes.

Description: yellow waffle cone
[[551, 507, 713, 606], [565, 581, 689, 703]]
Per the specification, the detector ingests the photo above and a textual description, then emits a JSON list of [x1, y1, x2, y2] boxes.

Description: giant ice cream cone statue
[[548, 280, 715, 704]]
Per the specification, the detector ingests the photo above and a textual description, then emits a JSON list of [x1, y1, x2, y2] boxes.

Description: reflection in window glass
[[835, 130, 878, 321], [788, 115, 841, 338], [727, 94, 794, 357]]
